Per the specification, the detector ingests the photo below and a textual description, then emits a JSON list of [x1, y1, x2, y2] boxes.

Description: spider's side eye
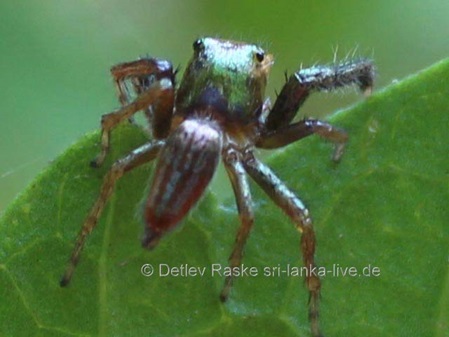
[[255, 51, 265, 62], [193, 39, 204, 52]]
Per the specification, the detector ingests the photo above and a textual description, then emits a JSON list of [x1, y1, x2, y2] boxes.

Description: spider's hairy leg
[[92, 59, 175, 167], [220, 147, 254, 302], [243, 153, 323, 337], [110, 58, 174, 107], [60, 141, 164, 287], [257, 118, 348, 162], [265, 58, 375, 131]]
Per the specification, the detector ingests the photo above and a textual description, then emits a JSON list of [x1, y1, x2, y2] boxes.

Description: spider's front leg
[[242, 153, 322, 337], [257, 118, 348, 162], [92, 58, 175, 167], [266, 57, 375, 130], [259, 58, 374, 160]]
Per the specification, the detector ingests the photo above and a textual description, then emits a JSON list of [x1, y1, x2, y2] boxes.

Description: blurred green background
[[1, 0, 448, 212]]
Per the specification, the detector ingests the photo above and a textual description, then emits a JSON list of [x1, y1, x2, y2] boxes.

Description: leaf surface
[[1, 59, 448, 337]]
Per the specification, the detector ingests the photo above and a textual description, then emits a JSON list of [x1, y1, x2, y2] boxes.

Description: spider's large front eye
[[255, 51, 265, 63], [193, 39, 204, 52]]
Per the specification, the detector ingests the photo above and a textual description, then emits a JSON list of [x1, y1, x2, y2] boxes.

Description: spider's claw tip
[[362, 85, 373, 97], [59, 275, 70, 287], [219, 293, 228, 303]]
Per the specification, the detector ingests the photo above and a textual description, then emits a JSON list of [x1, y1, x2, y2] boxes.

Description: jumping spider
[[60, 37, 374, 337]]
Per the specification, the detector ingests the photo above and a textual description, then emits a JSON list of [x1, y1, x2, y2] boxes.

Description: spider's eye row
[[255, 51, 265, 62], [193, 39, 204, 52]]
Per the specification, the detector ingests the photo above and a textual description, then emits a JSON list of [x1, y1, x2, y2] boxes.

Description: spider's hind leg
[[243, 153, 323, 337], [60, 140, 164, 287]]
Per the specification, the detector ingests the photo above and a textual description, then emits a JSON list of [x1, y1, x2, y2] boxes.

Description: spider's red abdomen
[[142, 118, 222, 248]]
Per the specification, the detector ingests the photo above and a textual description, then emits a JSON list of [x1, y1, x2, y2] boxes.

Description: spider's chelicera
[[61, 37, 374, 337]]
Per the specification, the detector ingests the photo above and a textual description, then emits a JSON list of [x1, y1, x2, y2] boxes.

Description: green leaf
[[1, 58, 448, 337]]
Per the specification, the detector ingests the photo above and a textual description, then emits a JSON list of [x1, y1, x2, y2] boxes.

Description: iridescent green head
[[176, 37, 273, 123]]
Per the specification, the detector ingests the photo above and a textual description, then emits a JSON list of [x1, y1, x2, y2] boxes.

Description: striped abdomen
[[142, 118, 222, 248]]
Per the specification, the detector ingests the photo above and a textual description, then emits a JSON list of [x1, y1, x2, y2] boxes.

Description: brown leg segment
[[220, 147, 255, 302], [242, 152, 322, 337], [60, 140, 164, 287], [257, 118, 348, 162], [110, 58, 174, 106], [91, 79, 174, 167], [110, 58, 175, 140]]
